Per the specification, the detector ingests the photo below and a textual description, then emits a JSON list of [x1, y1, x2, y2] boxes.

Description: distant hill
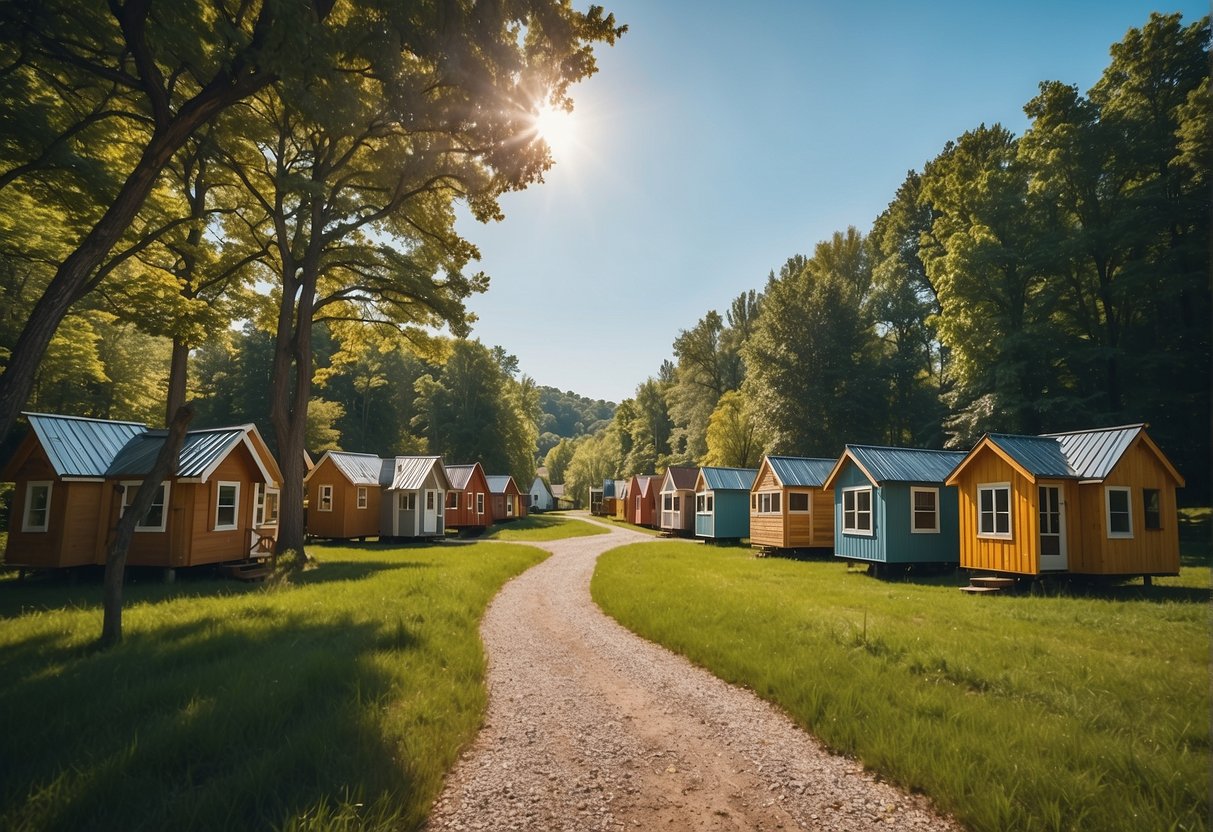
[[537, 386, 615, 456]]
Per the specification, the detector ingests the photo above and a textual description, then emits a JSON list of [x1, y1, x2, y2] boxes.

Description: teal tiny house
[[821, 445, 967, 575], [694, 466, 757, 541]]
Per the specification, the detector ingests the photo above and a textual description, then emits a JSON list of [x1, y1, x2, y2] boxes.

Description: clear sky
[[454, 1, 1206, 404]]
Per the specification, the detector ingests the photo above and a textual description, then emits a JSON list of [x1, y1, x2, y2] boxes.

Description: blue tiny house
[[821, 445, 967, 575], [694, 466, 757, 541]]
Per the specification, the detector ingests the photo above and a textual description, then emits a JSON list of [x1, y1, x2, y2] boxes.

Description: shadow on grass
[[0, 608, 422, 831]]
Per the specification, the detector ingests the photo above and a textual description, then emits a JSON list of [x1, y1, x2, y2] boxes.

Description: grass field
[[0, 540, 547, 832], [593, 515, 663, 536], [592, 540, 1210, 832], [482, 513, 608, 541]]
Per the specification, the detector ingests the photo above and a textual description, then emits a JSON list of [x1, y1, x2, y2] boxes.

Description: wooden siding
[[187, 444, 263, 566], [3, 442, 70, 567], [447, 466, 492, 529], [880, 483, 960, 565], [305, 456, 380, 539], [832, 463, 882, 562], [749, 461, 833, 550], [954, 447, 1039, 574]]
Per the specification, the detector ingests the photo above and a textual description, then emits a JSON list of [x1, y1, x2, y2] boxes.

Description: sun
[[532, 103, 577, 160]]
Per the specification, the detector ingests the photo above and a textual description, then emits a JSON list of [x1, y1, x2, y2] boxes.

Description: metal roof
[[766, 456, 837, 488], [845, 446, 968, 484], [326, 451, 384, 486], [445, 463, 482, 490], [25, 412, 146, 478], [987, 434, 1076, 477], [698, 466, 757, 491], [486, 475, 518, 494], [615, 479, 629, 497], [106, 426, 265, 481], [1041, 424, 1143, 480], [384, 456, 447, 490], [633, 475, 658, 497], [602, 479, 616, 497], [661, 465, 698, 491]]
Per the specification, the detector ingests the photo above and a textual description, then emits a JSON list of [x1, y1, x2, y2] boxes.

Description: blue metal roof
[[846, 446, 967, 484], [987, 434, 1076, 477], [699, 466, 757, 491], [106, 426, 251, 479], [25, 413, 146, 478], [1042, 425, 1143, 480], [602, 479, 616, 498], [766, 456, 837, 487]]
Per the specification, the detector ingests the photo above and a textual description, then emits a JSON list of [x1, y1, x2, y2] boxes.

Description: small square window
[[911, 487, 939, 534]]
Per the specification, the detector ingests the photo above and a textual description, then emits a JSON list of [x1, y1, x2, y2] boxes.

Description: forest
[[562, 12, 1210, 505]]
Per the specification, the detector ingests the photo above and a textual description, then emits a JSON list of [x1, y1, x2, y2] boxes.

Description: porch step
[[221, 561, 272, 582], [970, 576, 1017, 589], [958, 584, 1003, 594]]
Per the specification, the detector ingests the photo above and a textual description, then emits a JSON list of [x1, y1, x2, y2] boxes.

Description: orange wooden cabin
[[304, 451, 384, 540], [629, 474, 659, 528], [748, 455, 836, 551], [945, 424, 1184, 577], [486, 474, 526, 521], [2, 413, 283, 570], [445, 463, 493, 530]]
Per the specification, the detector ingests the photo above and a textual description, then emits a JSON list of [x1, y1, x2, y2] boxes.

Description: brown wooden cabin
[[304, 451, 383, 540], [445, 463, 493, 530], [658, 465, 698, 535], [2, 413, 283, 570], [613, 478, 630, 521], [486, 474, 526, 521], [945, 424, 1184, 577], [749, 455, 837, 551], [629, 474, 659, 528]]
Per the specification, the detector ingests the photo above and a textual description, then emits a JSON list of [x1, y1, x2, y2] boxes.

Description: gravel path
[[426, 518, 962, 832]]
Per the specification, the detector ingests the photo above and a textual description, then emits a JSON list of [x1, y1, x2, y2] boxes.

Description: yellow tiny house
[[945, 424, 1184, 577]]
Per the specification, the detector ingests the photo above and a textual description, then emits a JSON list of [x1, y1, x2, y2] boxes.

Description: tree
[[543, 438, 577, 484], [703, 390, 768, 468]]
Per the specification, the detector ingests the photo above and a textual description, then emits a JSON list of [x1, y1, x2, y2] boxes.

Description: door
[[423, 490, 437, 534], [1038, 485, 1067, 571]]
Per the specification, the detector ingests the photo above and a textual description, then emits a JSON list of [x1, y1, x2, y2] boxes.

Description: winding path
[[425, 517, 961, 831]]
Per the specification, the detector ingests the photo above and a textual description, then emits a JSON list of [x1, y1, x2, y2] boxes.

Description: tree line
[[564, 12, 1210, 505]]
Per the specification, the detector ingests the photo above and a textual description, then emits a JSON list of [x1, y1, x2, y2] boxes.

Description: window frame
[[256, 485, 280, 527], [787, 491, 811, 513], [909, 486, 940, 534], [757, 491, 782, 514], [22, 481, 52, 533], [476, 492, 485, 514], [399, 492, 416, 511], [976, 483, 1012, 539], [841, 486, 873, 536], [1142, 488, 1162, 531], [317, 484, 333, 512], [357, 486, 368, 510], [122, 480, 170, 532], [1105, 486, 1133, 539], [446, 490, 459, 510], [214, 481, 240, 531]]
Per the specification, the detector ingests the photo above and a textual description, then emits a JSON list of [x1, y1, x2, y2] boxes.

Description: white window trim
[[757, 491, 782, 515], [1105, 486, 1134, 539], [255, 484, 280, 528], [976, 483, 1012, 540], [214, 481, 240, 531], [121, 480, 170, 533], [787, 491, 811, 514], [909, 486, 940, 534], [357, 486, 368, 510], [399, 492, 416, 511], [318, 484, 334, 512], [476, 492, 485, 514], [22, 481, 52, 532], [841, 486, 874, 536]]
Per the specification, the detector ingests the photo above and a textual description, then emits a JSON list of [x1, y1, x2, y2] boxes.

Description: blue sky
[[455, 2, 1206, 404]]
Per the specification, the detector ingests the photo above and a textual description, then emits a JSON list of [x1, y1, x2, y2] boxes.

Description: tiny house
[[694, 466, 758, 541], [629, 474, 659, 527], [487, 475, 527, 521], [380, 456, 450, 540], [945, 424, 1184, 577], [613, 478, 630, 521], [305, 451, 383, 540], [821, 445, 967, 573], [445, 463, 493, 531], [2, 413, 283, 570], [749, 455, 836, 551], [589, 484, 605, 515], [658, 465, 698, 535], [529, 476, 554, 511], [596, 478, 616, 516]]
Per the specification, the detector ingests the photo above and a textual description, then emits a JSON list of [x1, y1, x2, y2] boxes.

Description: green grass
[[592, 542, 1210, 832], [0, 541, 547, 832], [594, 515, 663, 536], [482, 513, 608, 541]]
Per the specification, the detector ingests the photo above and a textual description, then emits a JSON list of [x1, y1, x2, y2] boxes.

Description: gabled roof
[[823, 445, 967, 490], [1041, 424, 1141, 480], [551, 484, 566, 497], [698, 466, 757, 491], [530, 476, 552, 496], [601, 479, 615, 498], [446, 462, 486, 491], [486, 474, 520, 494], [383, 456, 449, 491], [23, 412, 146, 478], [615, 479, 629, 497], [660, 465, 698, 492], [631, 474, 658, 497], [306, 451, 383, 486], [765, 456, 836, 488]]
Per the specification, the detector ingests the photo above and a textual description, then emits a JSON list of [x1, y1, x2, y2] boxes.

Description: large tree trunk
[[99, 403, 194, 648], [165, 337, 190, 426]]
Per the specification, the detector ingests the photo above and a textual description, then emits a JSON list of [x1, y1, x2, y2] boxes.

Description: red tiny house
[[629, 474, 659, 528], [445, 463, 493, 530]]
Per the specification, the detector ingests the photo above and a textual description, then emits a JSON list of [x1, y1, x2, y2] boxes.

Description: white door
[[423, 490, 437, 534], [1038, 485, 1067, 571]]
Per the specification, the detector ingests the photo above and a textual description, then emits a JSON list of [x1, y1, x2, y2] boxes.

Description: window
[[977, 484, 1011, 538], [426, 491, 435, 510], [842, 487, 873, 535], [122, 481, 170, 532], [254, 485, 280, 527], [506, 494, 515, 515], [673, 495, 680, 511], [446, 491, 459, 510], [788, 492, 810, 513], [22, 481, 52, 532], [663, 494, 673, 511], [318, 484, 333, 512], [706, 494, 713, 512], [476, 492, 485, 514], [910, 487, 939, 534], [697, 493, 713, 513], [750, 493, 757, 510], [1143, 489, 1161, 531], [399, 492, 416, 511], [1105, 486, 1133, 538], [635, 496, 641, 512], [757, 492, 781, 514], [215, 482, 240, 531], [357, 487, 368, 510]]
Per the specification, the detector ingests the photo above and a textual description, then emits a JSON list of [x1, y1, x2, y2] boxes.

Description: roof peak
[[1040, 423, 1145, 437], [25, 411, 145, 427]]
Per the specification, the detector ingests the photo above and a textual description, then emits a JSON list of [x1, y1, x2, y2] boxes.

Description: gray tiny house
[[379, 456, 450, 540], [822, 445, 967, 575]]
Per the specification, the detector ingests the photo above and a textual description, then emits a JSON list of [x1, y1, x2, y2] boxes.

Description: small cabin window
[[757, 492, 781, 514], [399, 492, 416, 511], [663, 494, 673, 511], [910, 487, 939, 534], [977, 484, 1011, 538], [476, 492, 485, 514], [788, 492, 810, 513], [215, 482, 240, 531], [1105, 487, 1133, 538], [673, 495, 680, 511], [506, 494, 515, 515], [22, 481, 52, 532], [447, 491, 460, 510], [842, 487, 872, 535], [1143, 489, 1161, 530], [318, 484, 333, 512], [750, 493, 757, 510], [255, 485, 280, 526], [706, 494, 713, 512], [357, 487, 368, 510], [123, 481, 170, 532]]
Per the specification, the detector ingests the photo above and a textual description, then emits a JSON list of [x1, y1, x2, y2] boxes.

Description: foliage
[[537, 386, 615, 439], [543, 438, 578, 485], [702, 390, 769, 468], [0, 541, 547, 830], [593, 542, 1210, 832]]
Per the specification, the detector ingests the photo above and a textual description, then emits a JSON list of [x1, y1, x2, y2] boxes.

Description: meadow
[[592, 539, 1210, 832], [482, 512, 608, 541], [0, 541, 547, 832]]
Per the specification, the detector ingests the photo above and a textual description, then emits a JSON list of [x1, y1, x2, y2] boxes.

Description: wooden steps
[[221, 560, 272, 582], [960, 575, 1017, 595]]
